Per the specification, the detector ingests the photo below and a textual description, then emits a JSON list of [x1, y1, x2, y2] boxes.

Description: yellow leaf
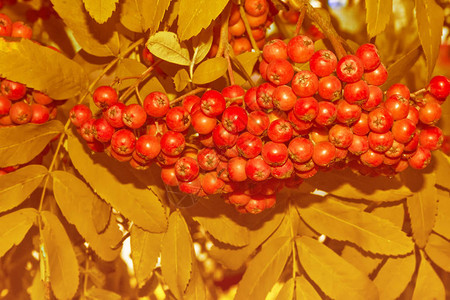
[[295, 276, 321, 300], [83, 0, 118, 24], [86, 287, 121, 300], [365, 0, 392, 37], [297, 236, 379, 300], [177, 0, 228, 41], [173, 69, 190, 92], [235, 237, 291, 300], [373, 254, 416, 300], [41, 211, 79, 300], [415, 0, 444, 79], [0, 121, 64, 168], [0, 208, 37, 257], [91, 196, 111, 234], [425, 233, 450, 272], [275, 278, 294, 300], [184, 260, 209, 300], [371, 204, 405, 229], [298, 197, 414, 255], [233, 51, 260, 86], [119, 0, 171, 34], [52, 171, 122, 261], [434, 151, 450, 191], [412, 250, 445, 300], [0, 39, 88, 99], [341, 246, 382, 276], [27, 270, 45, 300], [434, 189, 450, 240], [192, 57, 227, 85], [147, 31, 190, 66], [0, 165, 47, 213], [192, 26, 214, 65], [130, 225, 163, 287], [161, 211, 193, 298]]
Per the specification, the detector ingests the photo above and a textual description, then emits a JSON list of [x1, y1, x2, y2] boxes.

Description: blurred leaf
[[373, 255, 416, 300], [173, 69, 190, 92], [86, 287, 121, 300], [83, 0, 118, 24], [52, 171, 122, 261], [177, 0, 228, 41], [299, 197, 414, 255], [91, 197, 111, 234], [365, 0, 392, 38], [0, 39, 87, 99], [192, 57, 227, 84], [424, 233, 450, 272], [276, 278, 294, 300], [380, 44, 422, 90], [235, 237, 291, 300], [233, 51, 260, 86], [406, 173, 438, 248], [412, 250, 445, 299], [119, 0, 171, 33], [0, 120, 64, 168], [307, 168, 412, 202], [295, 276, 321, 300], [52, 0, 120, 57], [184, 260, 209, 299], [161, 211, 192, 298], [340, 246, 382, 276], [415, 0, 444, 80], [28, 270, 45, 300], [185, 196, 249, 247], [67, 133, 168, 233], [147, 31, 190, 66], [434, 189, 450, 240], [0, 208, 37, 257], [130, 226, 163, 287], [41, 211, 79, 300], [0, 165, 47, 213], [192, 26, 214, 65], [297, 236, 379, 300]]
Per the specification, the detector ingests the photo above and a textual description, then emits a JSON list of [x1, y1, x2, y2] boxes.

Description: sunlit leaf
[[275, 278, 294, 300], [147, 31, 190, 66], [434, 189, 450, 240], [0, 120, 64, 168], [192, 57, 227, 84], [192, 26, 214, 65], [233, 51, 260, 86], [67, 133, 168, 233], [424, 233, 450, 272], [0, 208, 37, 257], [83, 0, 118, 24], [373, 254, 416, 300], [0, 165, 47, 213], [28, 270, 45, 300], [119, 0, 171, 33], [86, 287, 121, 300], [177, 0, 228, 41], [365, 0, 392, 38], [295, 276, 321, 300], [235, 236, 291, 300], [371, 204, 405, 228], [297, 236, 379, 300], [161, 211, 192, 298], [412, 250, 445, 299], [52, 0, 120, 57], [299, 197, 414, 255], [52, 171, 122, 261], [131, 225, 163, 287], [173, 69, 190, 92], [0, 39, 87, 99], [415, 0, 444, 79], [340, 246, 382, 276], [41, 211, 79, 300]]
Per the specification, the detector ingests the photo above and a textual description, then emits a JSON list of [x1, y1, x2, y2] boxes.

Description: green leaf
[[147, 31, 190, 66], [434, 189, 450, 240], [0, 39, 87, 99], [41, 211, 79, 300], [415, 0, 444, 79], [233, 51, 260, 86], [0, 165, 47, 213], [52, 0, 120, 57], [161, 211, 192, 298], [86, 287, 121, 300], [380, 44, 422, 91], [185, 196, 249, 247], [130, 226, 163, 287], [51, 171, 122, 261], [373, 255, 416, 300], [340, 246, 382, 276], [0, 208, 37, 257], [275, 278, 294, 300], [424, 233, 450, 272], [67, 133, 168, 233], [235, 236, 291, 300], [119, 0, 171, 33], [0, 120, 64, 168], [406, 172, 438, 248], [192, 57, 227, 85], [177, 0, 228, 41], [307, 168, 412, 202], [365, 0, 392, 38], [297, 236, 379, 300], [192, 26, 214, 65], [298, 197, 414, 255], [295, 276, 322, 300], [412, 251, 445, 300], [83, 0, 118, 24], [173, 69, 190, 92]]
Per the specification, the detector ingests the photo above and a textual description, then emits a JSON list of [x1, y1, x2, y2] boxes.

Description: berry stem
[[239, 5, 260, 52], [170, 87, 207, 105], [119, 60, 162, 102], [411, 88, 427, 98], [294, 5, 307, 36], [225, 49, 236, 86], [227, 46, 257, 87], [216, 3, 231, 58]]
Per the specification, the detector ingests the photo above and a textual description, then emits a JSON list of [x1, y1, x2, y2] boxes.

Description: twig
[[295, 6, 307, 36], [227, 46, 256, 87], [225, 49, 235, 86], [119, 60, 162, 102]]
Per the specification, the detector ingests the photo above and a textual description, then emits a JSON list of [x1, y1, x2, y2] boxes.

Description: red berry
[[368, 107, 393, 133], [293, 97, 319, 121], [256, 82, 276, 110], [273, 85, 297, 111], [348, 134, 369, 155], [343, 80, 369, 105], [197, 148, 219, 171], [222, 85, 245, 105], [336, 55, 364, 83], [363, 63, 387, 86], [245, 156, 271, 181], [309, 49, 337, 77], [236, 132, 262, 159], [386, 83, 410, 100], [419, 101, 441, 125], [175, 157, 199, 182], [228, 157, 248, 182], [9, 101, 32, 124], [328, 124, 353, 148], [212, 124, 238, 149], [32, 91, 53, 105], [160, 131, 185, 156], [122, 104, 147, 129], [408, 147, 431, 169], [266, 59, 294, 86], [191, 110, 217, 135], [360, 149, 384, 168], [291, 70, 319, 97], [361, 85, 383, 111], [336, 100, 361, 125], [93, 118, 114, 142], [201, 172, 225, 194], [70, 104, 93, 128], [351, 112, 370, 136], [104, 102, 126, 128], [30, 104, 50, 124], [1, 80, 26, 101], [261, 141, 288, 166], [288, 137, 313, 163], [312, 141, 336, 167], [135, 135, 161, 160], [355, 43, 380, 71], [244, 87, 260, 111], [315, 101, 337, 127], [286, 35, 314, 63], [144, 91, 170, 118], [263, 39, 287, 63], [222, 106, 248, 133], [201, 90, 226, 117], [267, 118, 293, 143], [0, 13, 12, 36], [247, 111, 270, 135], [419, 126, 443, 151], [0, 95, 11, 115], [318, 75, 342, 101], [93, 86, 118, 110], [368, 131, 394, 152], [384, 94, 410, 120], [428, 76, 450, 100], [111, 129, 136, 155], [11, 21, 32, 39], [271, 158, 294, 179], [182, 95, 201, 113], [166, 106, 190, 132]]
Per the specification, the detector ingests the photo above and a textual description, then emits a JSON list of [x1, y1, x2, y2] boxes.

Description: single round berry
[[291, 70, 319, 97], [262, 141, 288, 166], [312, 141, 336, 167], [247, 111, 270, 135], [201, 90, 226, 117], [273, 85, 297, 111], [191, 110, 217, 135], [222, 106, 248, 133], [287, 35, 314, 63], [288, 137, 313, 163], [355, 43, 380, 71], [328, 124, 353, 148], [266, 59, 294, 86], [104, 102, 126, 128], [309, 49, 338, 77], [93, 118, 115, 143], [256, 82, 276, 110], [263, 39, 288, 63], [144, 91, 170, 118], [267, 118, 293, 143], [9, 101, 32, 124], [364, 63, 388, 86], [93, 86, 118, 110], [1, 80, 26, 101], [427, 75, 450, 100], [419, 126, 443, 151], [166, 106, 191, 132], [343, 80, 369, 105], [111, 129, 136, 155], [368, 107, 394, 133], [197, 148, 219, 171], [318, 75, 342, 101], [175, 157, 199, 182], [160, 131, 185, 156], [227, 157, 248, 182], [236, 132, 263, 159], [122, 104, 147, 129], [0, 95, 11, 115], [245, 156, 271, 181], [315, 101, 337, 126], [336, 55, 364, 83], [293, 97, 319, 121], [212, 124, 238, 149], [135, 135, 161, 160], [32, 91, 53, 105]]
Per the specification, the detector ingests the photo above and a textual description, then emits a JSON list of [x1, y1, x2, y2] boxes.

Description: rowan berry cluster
[[70, 34, 449, 214]]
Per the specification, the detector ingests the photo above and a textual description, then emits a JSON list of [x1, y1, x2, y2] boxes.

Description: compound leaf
[[83, 0, 118, 24], [276, 278, 294, 300], [0, 208, 37, 257], [119, 0, 171, 33]]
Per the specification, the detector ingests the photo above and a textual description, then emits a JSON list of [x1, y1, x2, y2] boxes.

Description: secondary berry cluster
[[70, 34, 449, 214]]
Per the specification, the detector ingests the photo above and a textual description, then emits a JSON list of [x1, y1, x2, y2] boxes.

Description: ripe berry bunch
[[0, 12, 33, 39]]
